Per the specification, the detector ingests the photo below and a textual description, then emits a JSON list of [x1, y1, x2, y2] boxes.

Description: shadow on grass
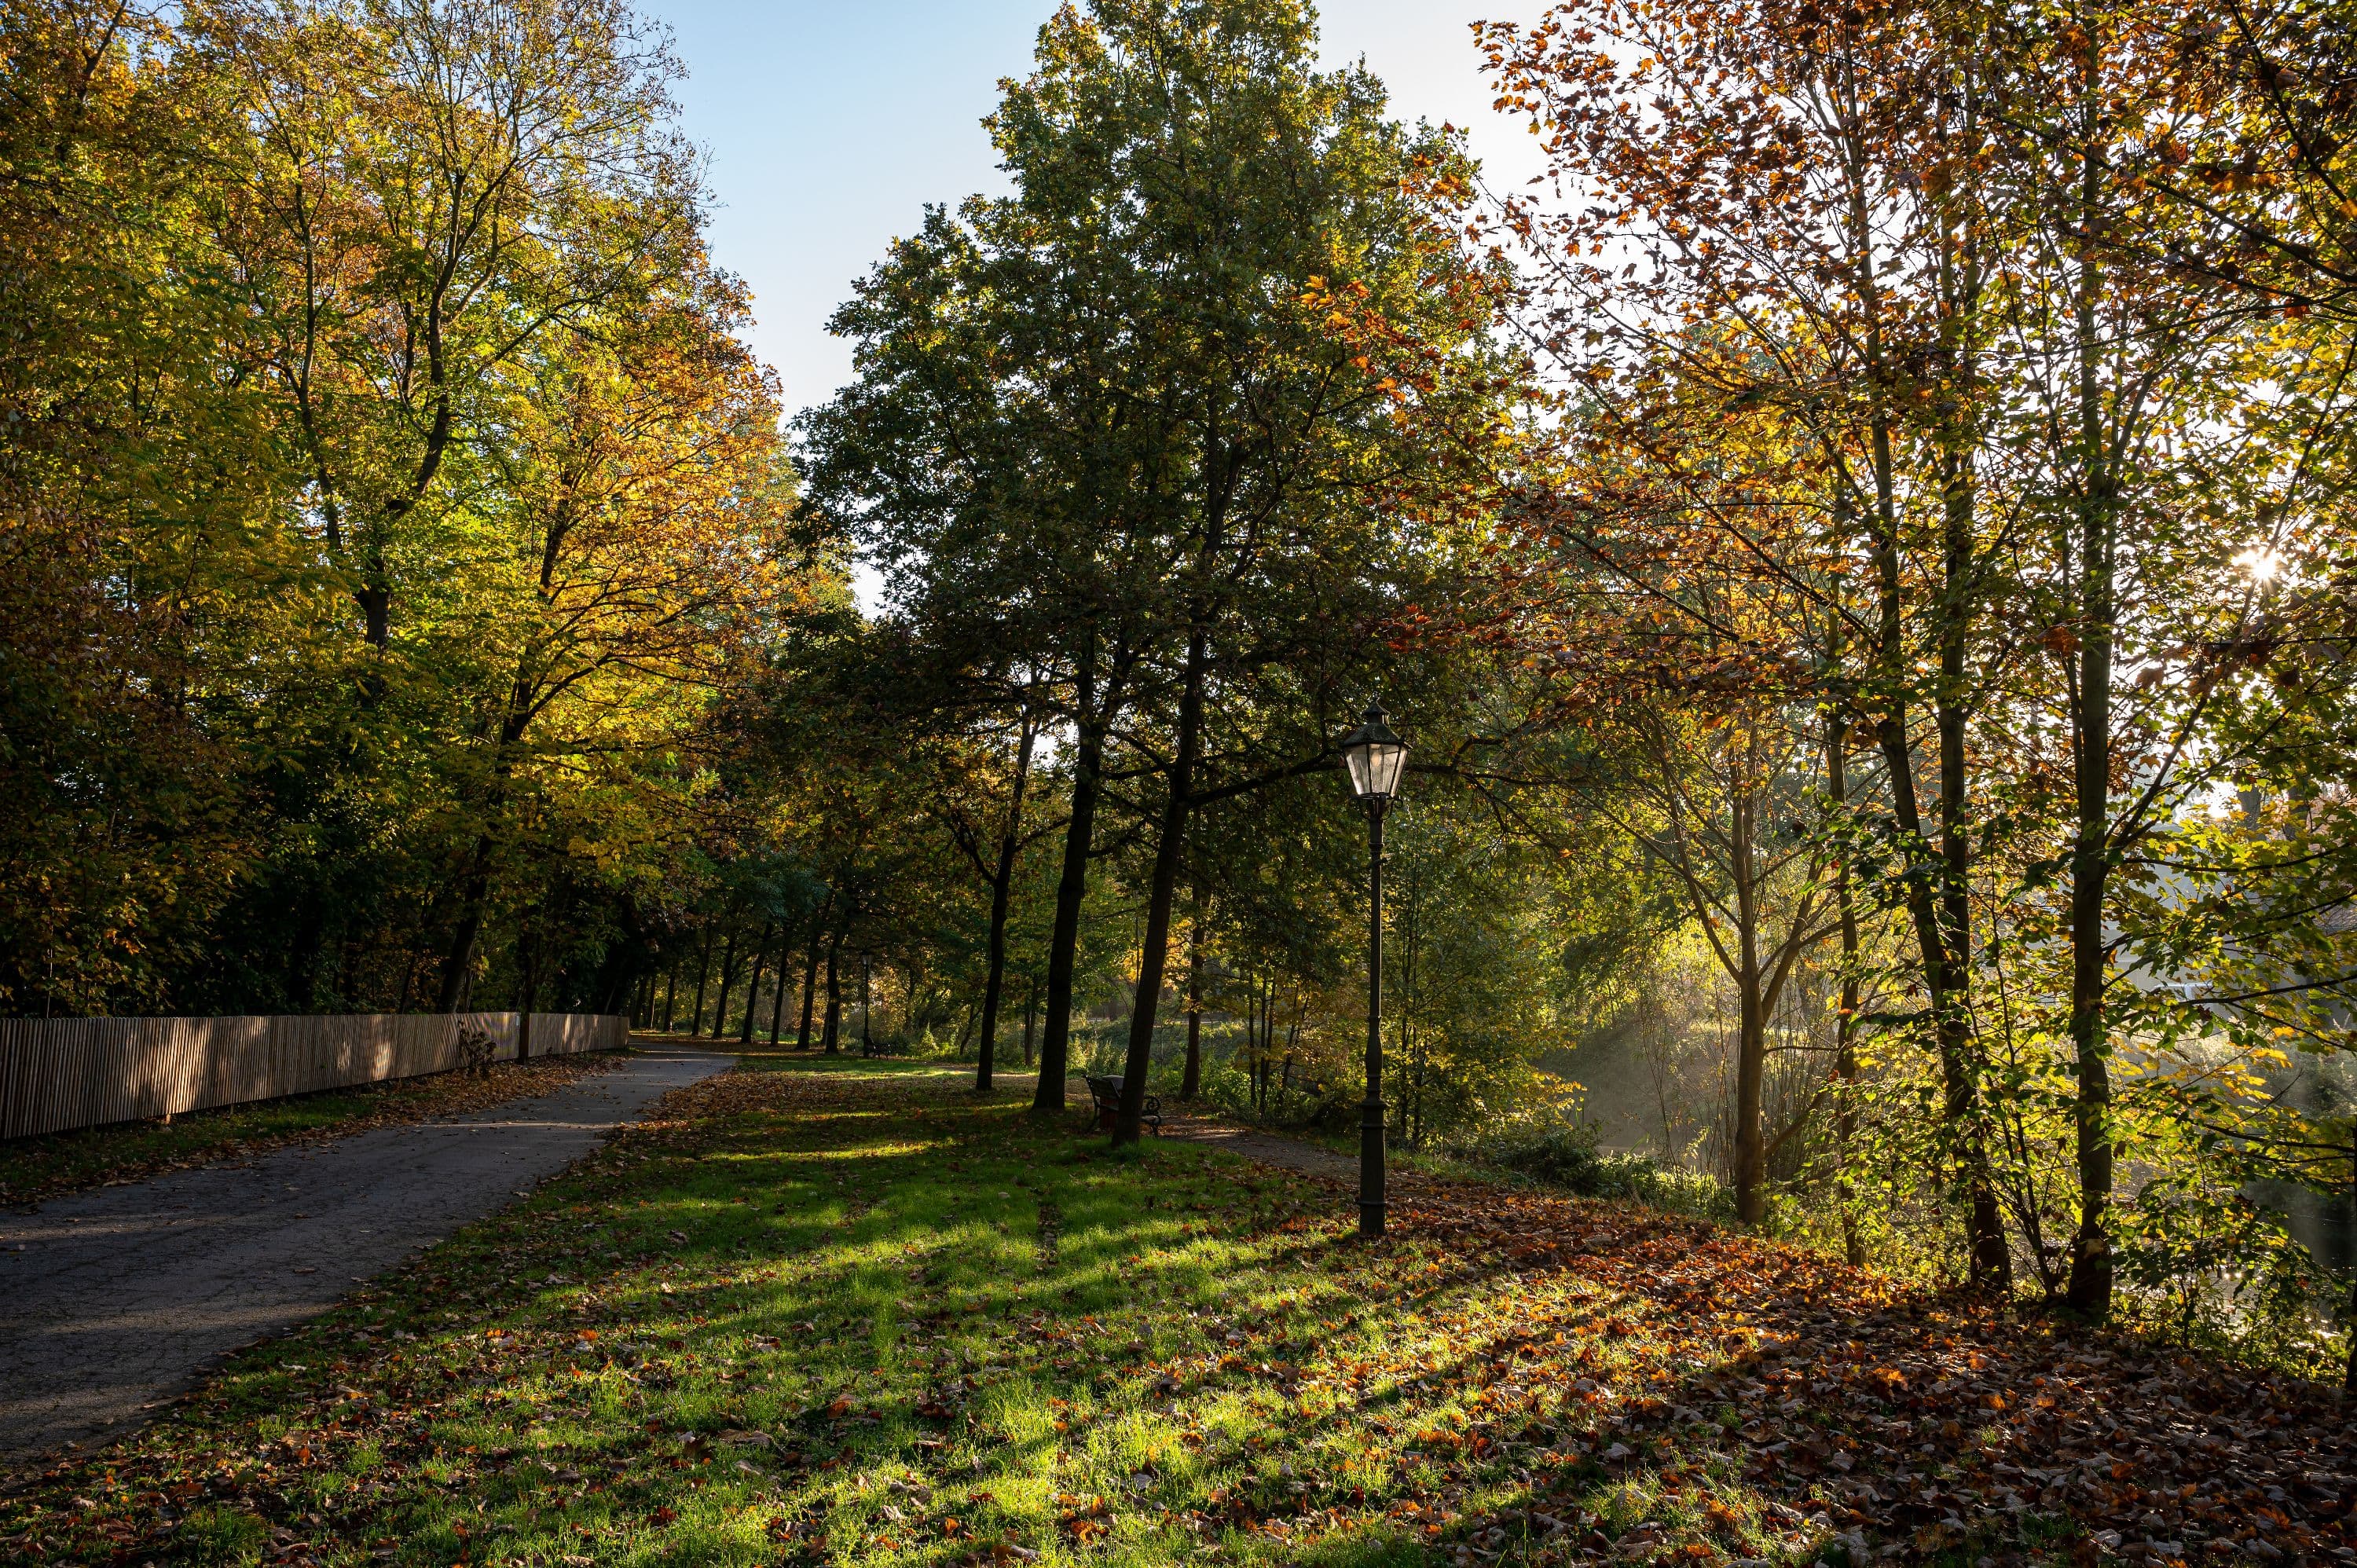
[[13, 1054, 2342, 1568]]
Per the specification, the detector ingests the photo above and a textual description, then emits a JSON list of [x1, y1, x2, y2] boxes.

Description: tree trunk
[[1036, 715, 1105, 1112], [660, 962, 676, 1033], [975, 846, 1012, 1090], [515, 914, 540, 1062], [739, 920, 775, 1046], [1181, 890, 1203, 1100], [768, 924, 794, 1047], [2345, 1125, 2355, 1395], [1730, 791, 1769, 1225], [709, 929, 739, 1039], [2065, 138, 2118, 1317], [435, 830, 497, 1013], [1873, 596, 2007, 1289], [1115, 625, 1207, 1145], [1851, 177, 2009, 1294], [1023, 982, 1037, 1068], [977, 720, 1036, 1092], [1394, 870, 1417, 1141], [689, 925, 714, 1040], [821, 932, 843, 1054], [796, 918, 822, 1050], [1256, 977, 1274, 1114], [1830, 709, 1867, 1268], [432, 701, 531, 1013]]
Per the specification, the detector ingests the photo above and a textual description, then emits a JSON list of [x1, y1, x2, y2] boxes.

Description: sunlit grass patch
[[5, 1054, 2330, 1567]]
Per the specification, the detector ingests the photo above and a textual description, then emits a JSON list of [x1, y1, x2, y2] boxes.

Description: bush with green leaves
[[1464, 1110, 1733, 1218]]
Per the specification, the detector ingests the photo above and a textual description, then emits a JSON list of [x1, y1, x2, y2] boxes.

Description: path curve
[[0, 1044, 731, 1470], [1158, 1112, 1357, 1178]]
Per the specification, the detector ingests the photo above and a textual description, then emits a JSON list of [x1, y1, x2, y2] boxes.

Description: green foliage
[[0, 0, 814, 1020], [1478, 1120, 1663, 1203], [1461, 1106, 1734, 1222]]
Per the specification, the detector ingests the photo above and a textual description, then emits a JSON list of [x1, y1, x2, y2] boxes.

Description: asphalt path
[[1157, 1113, 1358, 1178], [0, 1044, 731, 1471]]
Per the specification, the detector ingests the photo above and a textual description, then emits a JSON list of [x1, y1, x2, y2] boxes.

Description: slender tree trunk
[[768, 923, 794, 1047], [1181, 888, 1203, 1100], [1412, 1033, 1427, 1147], [1871, 537, 2007, 1288], [1393, 871, 1417, 1141], [1023, 982, 1037, 1068], [436, 833, 497, 1013], [660, 962, 676, 1033], [1932, 66, 2003, 1292], [977, 721, 1036, 1093], [434, 703, 534, 1013], [796, 918, 823, 1050], [821, 932, 843, 1054], [689, 925, 714, 1039], [2066, 133, 2118, 1317], [1850, 167, 2009, 1294], [434, 811, 504, 1013], [1733, 972, 1766, 1221], [739, 921, 775, 1046], [1829, 709, 1867, 1267], [515, 914, 539, 1061], [709, 929, 739, 1039], [2344, 1125, 2355, 1395], [1731, 791, 1769, 1225], [1036, 714, 1106, 1112], [1262, 977, 1274, 1114], [976, 852, 1011, 1090], [1256, 976, 1273, 1114], [1115, 625, 1208, 1145]]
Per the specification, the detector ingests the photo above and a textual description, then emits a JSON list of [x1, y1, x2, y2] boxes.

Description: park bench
[[1083, 1074, 1163, 1136]]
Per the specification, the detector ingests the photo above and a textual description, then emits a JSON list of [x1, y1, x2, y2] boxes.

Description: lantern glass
[[1346, 739, 1407, 799], [1340, 703, 1409, 802]]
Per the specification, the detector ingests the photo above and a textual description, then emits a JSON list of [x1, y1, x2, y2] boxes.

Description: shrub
[[1480, 1119, 1658, 1198], [1467, 1112, 1734, 1219]]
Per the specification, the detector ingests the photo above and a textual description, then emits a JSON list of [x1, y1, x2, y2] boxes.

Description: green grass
[[3, 1057, 1676, 1566], [0, 1053, 620, 1208], [7, 1053, 2333, 1567]]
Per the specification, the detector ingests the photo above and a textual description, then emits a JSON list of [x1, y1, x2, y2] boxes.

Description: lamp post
[[1340, 699, 1408, 1240]]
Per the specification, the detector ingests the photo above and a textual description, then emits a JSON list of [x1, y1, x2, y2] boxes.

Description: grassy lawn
[[0, 1052, 625, 1209], [4, 1054, 2348, 1567]]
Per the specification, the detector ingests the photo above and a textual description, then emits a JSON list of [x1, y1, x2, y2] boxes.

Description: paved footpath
[[0, 1045, 731, 1471], [1158, 1112, 1357, 1178]]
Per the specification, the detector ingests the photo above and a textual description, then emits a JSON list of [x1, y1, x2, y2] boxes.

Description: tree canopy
[[7, 0, 2357, 1383]]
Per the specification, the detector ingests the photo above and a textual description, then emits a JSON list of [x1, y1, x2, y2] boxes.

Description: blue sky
[[650, 0, 1545, 419]]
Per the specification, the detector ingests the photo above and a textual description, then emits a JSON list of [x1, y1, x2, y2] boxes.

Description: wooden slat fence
[[0, 1012, 629, 1141]]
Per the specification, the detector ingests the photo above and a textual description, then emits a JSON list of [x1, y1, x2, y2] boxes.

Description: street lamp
[[1340, 699, 1408, 1240]]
